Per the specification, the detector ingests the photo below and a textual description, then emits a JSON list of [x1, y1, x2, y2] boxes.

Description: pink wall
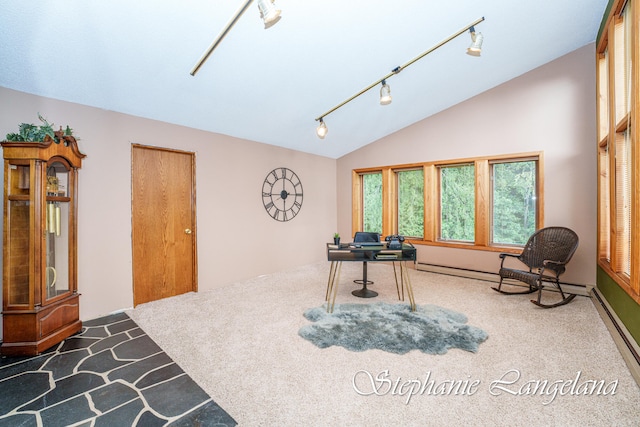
[[0, 89, 337, 323], [336, 44, 597, 286]]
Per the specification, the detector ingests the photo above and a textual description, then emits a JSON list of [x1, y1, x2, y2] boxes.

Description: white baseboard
[[416, 262, 592, 296], [591, 288, 640, 387]]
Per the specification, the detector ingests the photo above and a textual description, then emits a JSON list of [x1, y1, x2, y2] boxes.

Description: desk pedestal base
[[352, 261, 376, 298], [352, 288, 378, 298]]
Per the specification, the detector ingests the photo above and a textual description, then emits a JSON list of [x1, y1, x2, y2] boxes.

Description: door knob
[[185, 228, 192, 234]]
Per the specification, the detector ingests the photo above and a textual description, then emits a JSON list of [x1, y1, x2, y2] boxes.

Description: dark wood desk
[[325, 243, 417, 313]]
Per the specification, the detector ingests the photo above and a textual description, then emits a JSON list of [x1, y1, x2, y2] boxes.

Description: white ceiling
[[0, 1, 608, 159]]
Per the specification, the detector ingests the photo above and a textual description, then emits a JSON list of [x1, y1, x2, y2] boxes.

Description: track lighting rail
[[190, 0, 282, 76], [314, 16, 485, 134]]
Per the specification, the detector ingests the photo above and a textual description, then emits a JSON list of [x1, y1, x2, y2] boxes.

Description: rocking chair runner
[[492, 227, 579, 308]]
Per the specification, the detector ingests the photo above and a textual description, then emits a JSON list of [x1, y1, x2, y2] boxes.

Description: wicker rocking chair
[[492, 227, 579, 308]]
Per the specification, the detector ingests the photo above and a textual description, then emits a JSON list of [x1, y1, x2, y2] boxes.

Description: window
[[439, 164, 475, 242], [361, 172, 382, 234], [491, 160, 537, 245], [352, 153, 541, 252], [598, 142, 611, 263], [597, 48, 609, 141], [615, 130, 631, 277], [596, 0, 639, 301], [397, 168, 424, 238]]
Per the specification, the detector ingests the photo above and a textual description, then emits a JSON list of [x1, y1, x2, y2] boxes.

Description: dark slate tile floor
[[0, 312, 237, 427]]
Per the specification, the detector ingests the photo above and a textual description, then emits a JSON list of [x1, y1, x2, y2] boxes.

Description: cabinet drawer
[[39, 295, 80, 338]]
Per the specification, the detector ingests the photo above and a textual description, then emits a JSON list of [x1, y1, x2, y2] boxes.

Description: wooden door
[[131, 145, 197, 306]]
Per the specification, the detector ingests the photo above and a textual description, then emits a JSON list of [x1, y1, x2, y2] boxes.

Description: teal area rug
[[299, 302, 488, 355]]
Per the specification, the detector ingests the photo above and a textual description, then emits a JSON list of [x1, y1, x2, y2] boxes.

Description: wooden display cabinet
[[1, 130, 85, 356]]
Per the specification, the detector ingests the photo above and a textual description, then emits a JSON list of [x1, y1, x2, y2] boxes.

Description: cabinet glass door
[[45, 161, 70, 301], [6, 163, 31, 306]]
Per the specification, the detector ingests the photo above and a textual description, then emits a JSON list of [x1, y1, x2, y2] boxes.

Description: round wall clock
[[262, 167, 303, 222]]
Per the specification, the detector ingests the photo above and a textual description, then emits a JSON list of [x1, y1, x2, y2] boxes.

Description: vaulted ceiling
[[0, 1, 609, 158]]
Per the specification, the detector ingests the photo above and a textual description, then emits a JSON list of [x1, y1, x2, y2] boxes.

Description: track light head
[[257, 0, 282, 29], [316, 118, 328, 139], [466, 26, 483, 56], [379, 80, 392, 105]]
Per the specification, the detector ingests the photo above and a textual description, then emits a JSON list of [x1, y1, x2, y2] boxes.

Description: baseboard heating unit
[[415, 262, 591, 297], [591, 288, 640, 387]]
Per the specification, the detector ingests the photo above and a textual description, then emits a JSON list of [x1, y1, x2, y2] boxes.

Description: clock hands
[[269, 188, 295, 199], [274, 190, 290, 210]]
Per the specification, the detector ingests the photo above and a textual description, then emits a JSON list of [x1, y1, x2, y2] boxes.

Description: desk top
[[326, 242, 416, 262]]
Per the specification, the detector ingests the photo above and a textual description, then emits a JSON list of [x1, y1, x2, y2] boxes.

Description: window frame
[[489, 157, 539, 247], [357, 170, 383, 234], [352, 152, 543, 253], [596, 0, 639, 303], [437, 162, 476, 243]]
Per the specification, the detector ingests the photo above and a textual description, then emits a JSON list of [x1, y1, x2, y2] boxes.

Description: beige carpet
[[127, 262, 640, 426]]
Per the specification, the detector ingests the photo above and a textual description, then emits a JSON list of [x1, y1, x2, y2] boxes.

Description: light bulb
[[379, 81, 392, 105], [316, 120, 328, 139], [467, 31, 483, 56]]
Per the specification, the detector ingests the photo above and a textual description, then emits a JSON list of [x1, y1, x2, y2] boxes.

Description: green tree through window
[[397, 169, 424, 238], [492, 161, 537, 245], [440, 164, 475, 241], [362, 172, 382, 233]]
